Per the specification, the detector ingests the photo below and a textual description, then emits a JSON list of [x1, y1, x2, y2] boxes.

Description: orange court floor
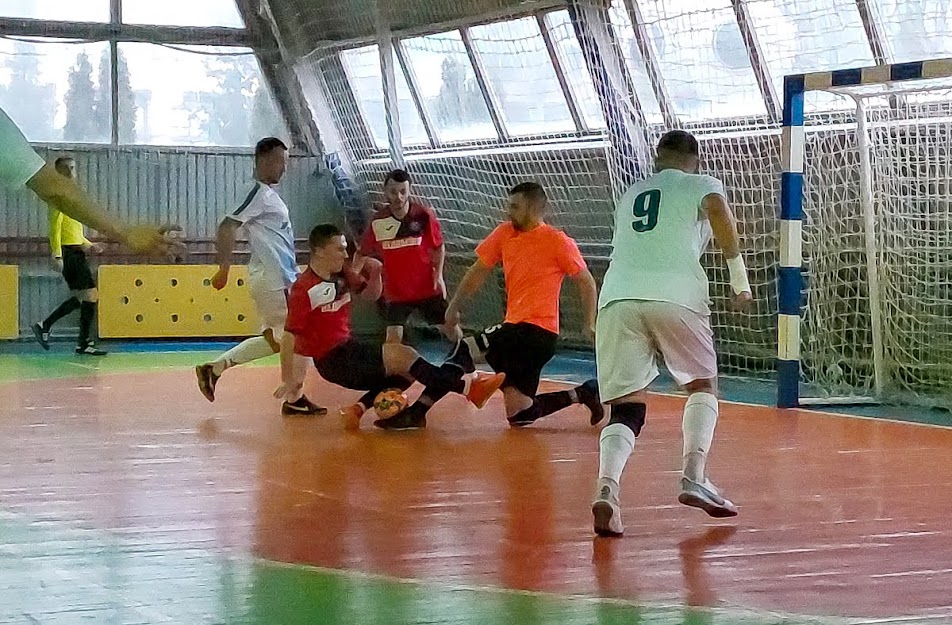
[[0, 346, 950, 625]]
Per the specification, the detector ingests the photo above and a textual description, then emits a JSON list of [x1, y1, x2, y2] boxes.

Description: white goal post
[[778, 58, 952, 409]]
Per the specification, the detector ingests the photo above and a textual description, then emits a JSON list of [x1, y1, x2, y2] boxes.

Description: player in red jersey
[[359, 169, 456, 344], [276, 224, 505, 431]]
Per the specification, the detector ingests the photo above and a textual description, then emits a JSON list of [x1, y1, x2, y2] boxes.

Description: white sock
[[682, 392, 719, 483], [598, 423, 636, 484], [213, 336, 276, 375]]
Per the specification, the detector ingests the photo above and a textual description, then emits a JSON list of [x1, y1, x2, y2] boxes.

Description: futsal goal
[[778, 58, 952, 409]]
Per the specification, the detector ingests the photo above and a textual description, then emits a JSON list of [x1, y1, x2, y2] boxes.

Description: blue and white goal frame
[[777, 57, 952, 409]]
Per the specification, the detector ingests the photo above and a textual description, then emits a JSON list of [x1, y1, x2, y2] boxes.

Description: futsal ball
[[373, 388, 408, 418]]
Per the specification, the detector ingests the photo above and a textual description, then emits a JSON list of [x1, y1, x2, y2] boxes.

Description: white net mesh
[[289, 0, 952, 392], [801, 82, 952, 407], [294, 3, 780, 378]]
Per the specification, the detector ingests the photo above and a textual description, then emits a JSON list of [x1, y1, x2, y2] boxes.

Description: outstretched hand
[[274, 380, 303, 402], [122, 224, 186, 260]]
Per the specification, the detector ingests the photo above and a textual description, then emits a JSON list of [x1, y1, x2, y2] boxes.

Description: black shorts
[[380, 296, 448, 326], [479, 322, 558, 398], [62, 246, 96, 291], [315, 339, 389, 391]]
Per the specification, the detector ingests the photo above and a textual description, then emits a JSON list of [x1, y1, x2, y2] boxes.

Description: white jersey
[[599, 168, 725, 315], [0, 105, 45, 189], [226, 181, 298, 291]]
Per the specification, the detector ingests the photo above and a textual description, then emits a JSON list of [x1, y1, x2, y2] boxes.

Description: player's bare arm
[[358, 257, 384, 301], [702, 192, 751, 310], [570, 268, 598, 340], [274, 330, 303, 401], [431, 243, 447, 294], [26, 164, 182, 257], [445, 259, 493, 328], [211, 217, 240, 290]]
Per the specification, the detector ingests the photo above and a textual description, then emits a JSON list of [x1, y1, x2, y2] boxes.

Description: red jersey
[[359, 201, 443, 303], [285, 267, 364, 360]]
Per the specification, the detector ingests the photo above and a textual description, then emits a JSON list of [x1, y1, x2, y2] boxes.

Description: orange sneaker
[[465, 372, 505, 409], [340, 403, 366, 431]]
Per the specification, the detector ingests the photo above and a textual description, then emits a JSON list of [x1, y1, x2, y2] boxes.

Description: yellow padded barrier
[[0, 265, 18, 340], [98, 265, 262, 338]]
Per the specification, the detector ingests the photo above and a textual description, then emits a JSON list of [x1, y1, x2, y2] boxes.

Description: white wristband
[[726, 255, 751, 295]]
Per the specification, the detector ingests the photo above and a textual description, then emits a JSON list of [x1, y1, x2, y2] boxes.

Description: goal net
[[795, 70, 952, 408], [295, 4, 778, 381]]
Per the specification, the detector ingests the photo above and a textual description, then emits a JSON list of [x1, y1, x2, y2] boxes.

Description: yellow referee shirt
[[49, 209, 91, 258]]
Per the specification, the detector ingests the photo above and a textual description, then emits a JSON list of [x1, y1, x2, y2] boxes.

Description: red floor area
[[1, 366, 951, 621]]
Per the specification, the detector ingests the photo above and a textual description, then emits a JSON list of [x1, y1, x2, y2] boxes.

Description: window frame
[[0, 0, 290, 150], [335, 7, 615, 157]]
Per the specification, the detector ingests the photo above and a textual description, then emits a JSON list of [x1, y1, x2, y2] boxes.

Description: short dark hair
[[255, 137, 288, 158], [384, 169, 411, 185], [54, 156, 74, 168], [509, 181, 547, 206], [656, 130, 699, 157], [308, 223, 343, 250]]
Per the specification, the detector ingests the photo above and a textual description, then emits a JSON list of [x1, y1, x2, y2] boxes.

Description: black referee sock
[[408, 358, 465, 396], [43, 297, 80, 330], [77, 301, 96, 346]]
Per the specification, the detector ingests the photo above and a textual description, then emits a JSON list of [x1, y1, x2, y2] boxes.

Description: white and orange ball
[[373, 388, 408, 418]]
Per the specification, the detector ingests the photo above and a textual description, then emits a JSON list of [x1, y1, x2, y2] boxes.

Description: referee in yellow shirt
[[32, 157, 106, 355]]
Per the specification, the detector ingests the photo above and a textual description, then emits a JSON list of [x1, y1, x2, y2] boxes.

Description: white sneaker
[[678, 477, 738, 518], [592, 478, 624, 537]]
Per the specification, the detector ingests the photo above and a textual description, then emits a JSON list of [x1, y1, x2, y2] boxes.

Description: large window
[[628, 0, 767, 121], [468, 18, 576, 136], [0, 1, 287, 148], [402, 31, 497, 143], [120, 44, 285, 147], [607, 3, 664, 124], [871, 0, 952, 63], [340, 45, 428, 149], [0, 0, 110, 22], [0, 39, 111, 143], [544, 11, 607, 131], [121, 0, 245, 28], [746, 0, 874, 110]]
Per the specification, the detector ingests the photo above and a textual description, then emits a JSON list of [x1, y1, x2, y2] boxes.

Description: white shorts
[[596, 300, 717, 402], [249, 279, 288, 341]]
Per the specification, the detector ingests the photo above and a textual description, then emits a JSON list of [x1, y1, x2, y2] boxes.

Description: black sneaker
[[282, 395, 327, 417], [373, 405, 426, 430], [578, 379, 605, 426], [195, 364, 220, 403], [76, 343, 107, 356], [445, 338, 476, 374], [32, 323, 50, 350]]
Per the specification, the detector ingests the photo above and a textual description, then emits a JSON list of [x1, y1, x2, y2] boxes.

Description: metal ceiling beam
[[0, 16, 251, 46], [233, 0, 322, 155], [731, 0, 781, 122]]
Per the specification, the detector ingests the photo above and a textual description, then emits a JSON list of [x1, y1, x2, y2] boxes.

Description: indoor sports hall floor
[[1, 342, 951, 625]]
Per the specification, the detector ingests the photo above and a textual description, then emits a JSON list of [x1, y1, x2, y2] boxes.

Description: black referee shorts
[[61, 245, 96, 291]]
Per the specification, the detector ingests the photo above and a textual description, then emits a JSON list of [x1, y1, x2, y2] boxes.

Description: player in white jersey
[[195, 137, 322, 416], [591, 130, 752, 537], [0, 105, 179, 256]]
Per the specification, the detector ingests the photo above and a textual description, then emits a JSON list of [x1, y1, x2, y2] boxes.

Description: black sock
[[43, 297, 80, 330], [408, 358, 464, 396], [77, 301, 96, 346], [534, 390, 575, 419]]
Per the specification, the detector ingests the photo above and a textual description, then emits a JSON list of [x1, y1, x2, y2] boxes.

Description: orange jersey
[[476, 222, 586, 334]]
